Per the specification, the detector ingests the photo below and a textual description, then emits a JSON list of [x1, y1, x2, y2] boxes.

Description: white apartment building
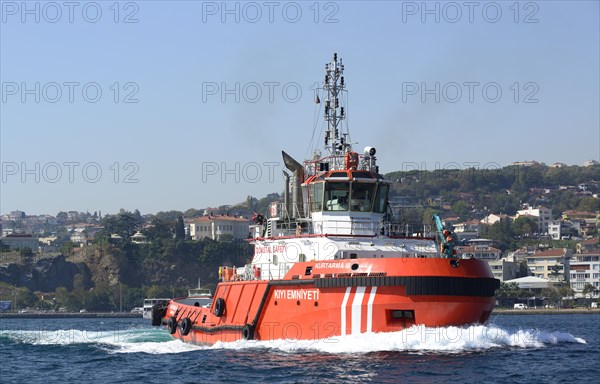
[[516, 205, 553, 234], [569, 251, 600, 293], [188, 215, 250, 241], [526, 248, 571, 282]]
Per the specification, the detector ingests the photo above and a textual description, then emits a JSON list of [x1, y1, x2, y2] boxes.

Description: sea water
[[1, 314, 598, 383]]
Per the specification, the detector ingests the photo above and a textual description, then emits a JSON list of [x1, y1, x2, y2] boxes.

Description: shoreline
[[0, 312, 142, 319], [494, 308, 600, 315]]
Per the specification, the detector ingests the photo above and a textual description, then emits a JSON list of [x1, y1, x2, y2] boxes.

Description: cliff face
[[0, 255, 92, 292], [0, 241, 250, 292]]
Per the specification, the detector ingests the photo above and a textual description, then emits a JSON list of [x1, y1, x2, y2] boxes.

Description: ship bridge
[[302, 169, 390, 236]]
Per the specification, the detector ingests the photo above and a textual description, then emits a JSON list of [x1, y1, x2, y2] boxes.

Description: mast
[[323, 53, 349, 166]]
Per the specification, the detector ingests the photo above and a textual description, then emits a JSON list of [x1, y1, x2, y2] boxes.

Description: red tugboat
[[152, 53, 500, 345]]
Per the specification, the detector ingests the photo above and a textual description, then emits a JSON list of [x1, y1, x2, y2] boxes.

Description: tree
[[451, 200, 470, 217], [496, 282, 527, 299], [55, 286, 82, 311], [184, 208, 203, 218], [246, 195, 256, 211], [175, 216, 185, 240], [578, 197, 600, 213], [541, 287, 561, 307], [144, 217, 175, 240], [582, 283, 596, 300], [84, 284, 114, 312], [512, 216, 537, 238], [558, 285, 576, 308], [480, 218, 515, 251]]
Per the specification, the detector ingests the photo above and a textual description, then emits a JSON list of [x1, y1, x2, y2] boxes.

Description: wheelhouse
[[303, 170, 390, 214]]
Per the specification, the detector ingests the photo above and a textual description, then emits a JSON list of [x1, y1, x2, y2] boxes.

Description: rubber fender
[[213, 298, 225, 317], [167, 316, 177, 334], [179, 317, 192, 336]]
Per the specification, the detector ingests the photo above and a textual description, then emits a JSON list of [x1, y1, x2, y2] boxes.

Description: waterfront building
[[526, 248, 571, 282]]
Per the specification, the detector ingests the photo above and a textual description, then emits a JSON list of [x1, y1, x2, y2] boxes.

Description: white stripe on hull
[[366, 286, 377, 333], [340, 287, 351, 336], [351, 287, 366, 335]]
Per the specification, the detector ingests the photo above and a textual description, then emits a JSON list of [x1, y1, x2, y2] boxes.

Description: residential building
[[563, 211, 599, 238], [455, 244, 501, 260], [188, 215, 251, 241], [452, 219, 480, 240], [510, 161, 543, 167], [547, 220, 580, 240], [8, 210, 25, 221], [70, 228, 89, 245], [526, 248, 572, 282], [488, 259, 520, 281], [0, 233, 39, 253], [547, 220, 562, 240], [516, 204, 552, 234], [569, 249, 600, 293], [480, 213, 511, 225], [39, 235, 58, 246], [578, 238, 600, 254], [68, 224, 102, 245]]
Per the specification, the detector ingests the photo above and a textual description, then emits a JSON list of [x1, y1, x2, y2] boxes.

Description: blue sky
[[1, 0, 599, 215]]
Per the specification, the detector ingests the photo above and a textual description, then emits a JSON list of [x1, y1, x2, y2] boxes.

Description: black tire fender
[[151, 301, 167, 326], [167, 316, 177, 334], [179, 317, 192, 336], [242, 324, 254, 340], [213, 298, 225, 317]]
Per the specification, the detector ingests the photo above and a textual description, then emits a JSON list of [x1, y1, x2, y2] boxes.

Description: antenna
[[323, 53, 348, 159]]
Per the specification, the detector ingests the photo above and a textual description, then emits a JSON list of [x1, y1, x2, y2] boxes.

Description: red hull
[[159, 258, 499, 345]]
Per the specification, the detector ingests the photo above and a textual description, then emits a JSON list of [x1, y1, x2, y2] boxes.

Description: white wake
[[0, 324, 586, 355]]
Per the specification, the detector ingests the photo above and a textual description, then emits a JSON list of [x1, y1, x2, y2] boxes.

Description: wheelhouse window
[[373, 183, 390, 213], [324, 182, 350, 211], [350, 182, 375, 212], [309, 182, 324, 212]]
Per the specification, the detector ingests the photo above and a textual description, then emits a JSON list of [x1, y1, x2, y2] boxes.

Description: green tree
[[451, 200, 470, 217], [512, 216, 537, 238], [175, 216, 185, 240], [184, 208, 203, 218], [541, 287, 561, 307], [145, 284, 172, 299], [55, 286, 82, 311], [558, 285, 576, 308], [496, 282, 527, 300], [143, 217, 175, 240], [578, 197, 600, 212], [59, 241, 77, 255], [84, 283, 114, 312], [480, 218, 515, 251], [582, 283, 596, 300]]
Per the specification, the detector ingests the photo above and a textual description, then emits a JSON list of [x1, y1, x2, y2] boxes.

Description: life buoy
[[242, 324, 254, 340], [151, 301, 167, 326], [167, 316, 177, 334], [213, 298, 225, 317], [179, 317, 192, 336]]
